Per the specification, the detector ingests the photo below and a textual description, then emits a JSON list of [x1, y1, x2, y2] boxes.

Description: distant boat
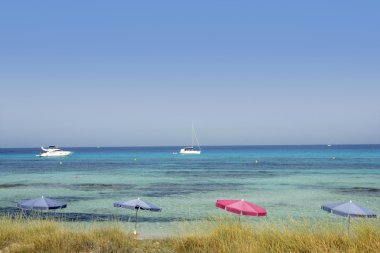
[[327, 144, 332, 147], [180, 125, 201, 155], [36, 146, 72, 157]]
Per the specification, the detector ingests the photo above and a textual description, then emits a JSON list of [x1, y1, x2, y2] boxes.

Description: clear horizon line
[[1, 143, 379, 149]]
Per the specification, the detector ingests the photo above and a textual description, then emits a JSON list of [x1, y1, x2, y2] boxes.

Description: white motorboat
[[180, 125, 201, 155], [37, 146, 72, 157]]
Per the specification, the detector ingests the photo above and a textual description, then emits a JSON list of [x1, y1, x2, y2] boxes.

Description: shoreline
[[2, 143, 380, 149]]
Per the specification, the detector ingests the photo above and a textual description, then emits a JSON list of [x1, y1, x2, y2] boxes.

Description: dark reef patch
[[0, 182, 136, 192], [0, 183, 26, 188], [163, 169, 277, 179], [0, 207, 191, 222], [68, 183, 136, 191], [336, 187, 380, 196], [54, 196, 97, 202]]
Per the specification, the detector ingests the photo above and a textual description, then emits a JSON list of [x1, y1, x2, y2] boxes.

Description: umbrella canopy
[[321, 201, 376, 218], [114, 198, 161, 235], [17, 196, 67, 210], [321, 200, 376, 234], [216, 199, 267, 217], [113, 198, 161, 211]]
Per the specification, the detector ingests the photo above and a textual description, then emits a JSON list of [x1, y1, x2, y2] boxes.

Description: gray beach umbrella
[[17, 196, 67, 210], [113, 198, 161, 234], [321, 200, 377, 232]]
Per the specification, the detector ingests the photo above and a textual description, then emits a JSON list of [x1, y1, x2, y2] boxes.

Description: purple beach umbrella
[[113, 198, 161, 234], [17, 196, 67, 210], [321, 200, 376, 233]]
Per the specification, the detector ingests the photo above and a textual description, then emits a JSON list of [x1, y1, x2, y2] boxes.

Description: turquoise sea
[[0, 145, 379, 236]]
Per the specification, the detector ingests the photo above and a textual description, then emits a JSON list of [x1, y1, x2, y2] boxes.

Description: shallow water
[[0, 145, 379, 236]]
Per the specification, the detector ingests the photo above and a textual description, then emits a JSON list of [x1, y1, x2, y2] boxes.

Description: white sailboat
[[180, 125, 201, 155]]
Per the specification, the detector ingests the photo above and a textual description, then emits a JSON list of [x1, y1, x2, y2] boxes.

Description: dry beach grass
[[0, 216, 379, 253]]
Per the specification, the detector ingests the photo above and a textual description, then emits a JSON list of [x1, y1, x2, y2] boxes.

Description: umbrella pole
[[134, 208, 139, 235], [347, 215, 351, 235]]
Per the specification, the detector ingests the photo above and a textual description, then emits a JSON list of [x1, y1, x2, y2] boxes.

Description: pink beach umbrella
[[216, 199, 267, 220]]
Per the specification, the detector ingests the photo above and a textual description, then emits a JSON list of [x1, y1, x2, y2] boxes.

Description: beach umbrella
[[113, 198, 161, 234], [216, 199, 267, 221], [17, 196, 67, 210], [321, 200, 377, 233]]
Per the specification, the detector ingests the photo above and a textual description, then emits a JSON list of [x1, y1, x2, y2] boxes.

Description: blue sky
[[0, 0, 379, 147]]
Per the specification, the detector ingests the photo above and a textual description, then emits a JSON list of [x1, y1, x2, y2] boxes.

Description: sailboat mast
[[191, 124, 194, 147], [192, 124, 200, 150]]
